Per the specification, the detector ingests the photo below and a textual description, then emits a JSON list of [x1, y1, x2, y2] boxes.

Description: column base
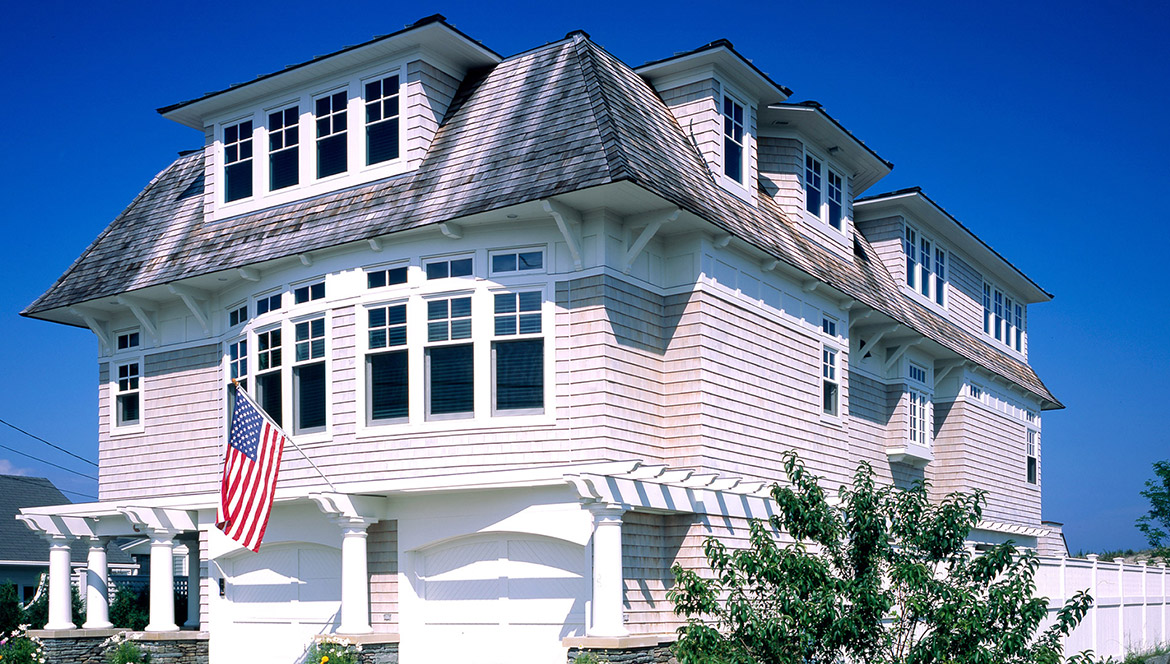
[[337, 625, 374, 635], [82, 620, 114, 630], [144, 623, 180, 633], [43, 621, 77, 631]]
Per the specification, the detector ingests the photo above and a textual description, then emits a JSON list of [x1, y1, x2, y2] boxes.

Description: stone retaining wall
[[565, 644, 677, 663], [30, 630, 209, 664], [358, 641, 399, 664]]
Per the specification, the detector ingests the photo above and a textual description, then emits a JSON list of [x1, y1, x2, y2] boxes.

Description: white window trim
[[113, 327, 142, 355], [265, 100, 302, 194], [359, 66, 407, 173], [359, 298, 411, 429], [802, 146, 850, 243], [820, 343, 842, 422], [715, 81, 753, 201], [219, 114, 256, 206], [1026, 428, 1039, 485], [289, 312, 330, 436], [908, 388, 932, 448], [108, 356, 145, 436]]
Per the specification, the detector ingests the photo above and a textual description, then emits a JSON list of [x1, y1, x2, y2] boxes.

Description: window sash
[[294, 362, 326, 433], [723, 96, 744, 183], [427, 344, 474, 419], [368, 350, 408, 422], [493, 339, 544, 414], [805, 155, 823, 216]]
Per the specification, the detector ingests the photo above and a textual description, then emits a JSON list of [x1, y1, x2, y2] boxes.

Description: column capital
[[586, 503, 626, 523], [45, 533, 76, 546]]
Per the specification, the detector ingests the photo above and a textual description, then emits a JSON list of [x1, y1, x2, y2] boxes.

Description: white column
[[588, 505, 627, 638], [83, 537, 113, 629], [338, 519, 374, 634], [44, 535, 75, 630], [146, 531, 179, 632], [184, 538, 200, 629]]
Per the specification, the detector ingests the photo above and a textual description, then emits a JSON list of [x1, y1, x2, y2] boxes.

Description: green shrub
[[305, 636, 362, 664], [101, 632, 151, 664], [0, 583, 22, 635], [110, 586, 149, 631], [0, 626, 47, 664]]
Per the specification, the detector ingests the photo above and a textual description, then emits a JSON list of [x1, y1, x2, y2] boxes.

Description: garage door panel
[[424, 540, 501, 577]]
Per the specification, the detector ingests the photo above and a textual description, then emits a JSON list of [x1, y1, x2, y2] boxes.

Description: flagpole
[[231, 379, 338, 493]]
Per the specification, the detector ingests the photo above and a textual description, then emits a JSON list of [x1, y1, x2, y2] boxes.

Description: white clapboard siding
[[98, 345, 223, 501], [855, 215, 906, 287], [947, 252, 986, 340], [932, 398, 1040, 525], [659, 79, 722, 177], [369, 519, 398, 633], [406, 59, 461, 169], [758, 136, 803, 219]]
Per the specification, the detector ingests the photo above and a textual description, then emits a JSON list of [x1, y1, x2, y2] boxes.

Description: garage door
[[217, 543, 341, 664], [418, 534, 586, 663]]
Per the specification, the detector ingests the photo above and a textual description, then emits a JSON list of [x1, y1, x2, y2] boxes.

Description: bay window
[[493, 291, 544, 414], [293, 317, 327, 433]]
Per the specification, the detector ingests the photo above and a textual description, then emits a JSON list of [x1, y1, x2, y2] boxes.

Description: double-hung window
[[224, 119, 254, 202], [723, 95, 745, 183], [822, 346, 839, 417], [1014, 304, 1024, 352], [905, 223, 946, 304], [269, 105, 299, 191], [293, 317, 327, 434], [316, 90, 348, 179], [255, 328, 283, 425], [904, 225, 918, 288], [365, 74, 400, 165], [115, 361, 141, 427], [983, 283, 993, 334], [806, 154, 823, 218], [993, 289, 1004, 342], [366, 303, 408, 423], [933, 246, 947, 306], [493, 291, 544, 414], [1026, 429, 1039, 484], [908, 389, 930, 447], [426, 296, 474, 419], [1003, 295, 1016, 348], [228, 339, 248, 389], [827, 169, 843, 231], [919, 237, 932, 298]]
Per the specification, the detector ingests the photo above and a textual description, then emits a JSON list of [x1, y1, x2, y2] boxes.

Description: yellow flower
[[320, 657, 329, 664]]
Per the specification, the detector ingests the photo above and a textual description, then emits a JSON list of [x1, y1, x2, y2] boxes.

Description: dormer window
[[805, 154, 822, 217], [827, 170, 843, 231], [269, 105, 299, 191], [904, 223, 947, 306], [224, 119, 254, 202], [722, 95, 745, 183], [365, 75, 400, 165], [316, 91, 348, 179]]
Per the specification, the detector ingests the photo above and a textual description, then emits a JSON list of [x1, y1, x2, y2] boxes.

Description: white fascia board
[[636, 46, 789, 106], [854, 192, 1051, 303], [161, 21, 500, 129], [760, 104, 893, 194]]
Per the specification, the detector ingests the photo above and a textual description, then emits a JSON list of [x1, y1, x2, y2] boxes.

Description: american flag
[[216, 385, 286, 552]]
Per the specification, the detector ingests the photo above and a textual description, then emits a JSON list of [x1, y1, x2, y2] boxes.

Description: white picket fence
[[1037, 555, 1170, 658]]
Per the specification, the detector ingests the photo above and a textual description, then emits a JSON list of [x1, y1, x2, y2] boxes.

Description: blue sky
[[0, 0, 1166, 552]]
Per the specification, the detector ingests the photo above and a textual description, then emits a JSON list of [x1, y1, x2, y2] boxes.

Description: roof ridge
[[21, 152, 201, 318], [570, 37, 633, 182]]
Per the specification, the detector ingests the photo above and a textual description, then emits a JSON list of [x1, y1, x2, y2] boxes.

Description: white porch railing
[[1037, 555, 1170, 658]]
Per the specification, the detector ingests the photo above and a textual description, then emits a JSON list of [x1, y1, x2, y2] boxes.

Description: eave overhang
[[855, 188, 1053, 304], [158, 15, 501, 130], [760, 102, 893, 195], [635, 40, 791, 106]]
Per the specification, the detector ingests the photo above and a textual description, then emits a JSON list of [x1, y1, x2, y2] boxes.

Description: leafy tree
[[0, 582, 22, 634], [110, 586, 149, 631], [19, 578, 85, 629], [1137, 460, 1170, 560], [668, 452, 1095, 664]]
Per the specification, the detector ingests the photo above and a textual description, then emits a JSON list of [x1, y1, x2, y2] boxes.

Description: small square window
[[428, 297, 472, 342], [116, 331, 140, 351], [821, 317, 837, 337], [367, 266, 408, 289], [425, 258, 473, 280], [494, 291, 541, 336], [228, 305, 248, 328], [368, 304, 407, 349], [256, 293, 282, 316], [295, 318, 326, 361], [908, 363, 927, 384], [490, 250, 544, 275], [294, 281, 325, 304]]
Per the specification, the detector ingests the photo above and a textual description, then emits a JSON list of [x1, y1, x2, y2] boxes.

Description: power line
[[0, 418, 98, 467], [0, 443, 98, 481], [0, 475, 96, 501]]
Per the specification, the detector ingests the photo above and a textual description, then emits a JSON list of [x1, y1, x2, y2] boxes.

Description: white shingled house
[[17, 15, 1062, 664]]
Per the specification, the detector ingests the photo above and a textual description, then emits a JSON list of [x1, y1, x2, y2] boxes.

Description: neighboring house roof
[[21, 33, 1060, 408], [0, 476, 70, 564], [0, 476, 134, 568]]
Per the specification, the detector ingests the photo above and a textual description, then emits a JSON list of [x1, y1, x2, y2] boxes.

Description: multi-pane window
[[919, 237, 932, 297], [367, 266, 408, 289], [723, 96, 744, 183], [228, 305, 248, 328], [255, 328, 283, 425], [293, 317, 326, 433], [425, 257, 473, 280], [827, 170, 843, 231], [315, 91, 348, 179], [904, 225, 918, 288], [969, 383, 984, 402], [115, 362, 141, 427], [224, 119, 254, 202], [426, 296, 474, 419], [822, 347, 839, 417], [806, 154, 823, 218], [256, 293, 282, 316], [909, 389, 930, 445], [490, 250, 544, 275], [365, 75, 400, 165], [228, 339, 248, 387], [367, 304, 408, 423], [983, 283, 992, 334], [821, 316, 837, 337], [294, 281, 325, 305], [1004, 295, 1015, 348], [994, 289, 1004, 342], [268, 105, 299, 191], [1014, 304, 1024, 352], [1026, 430, 1039, 484], [116, 331, 140, 351], [493, 292, 544, 414], [908, 363, 927, 384], [933, 247, 947, 306]]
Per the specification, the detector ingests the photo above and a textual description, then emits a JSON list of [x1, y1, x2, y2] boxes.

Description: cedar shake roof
[[22, 34, 1061, 408]]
